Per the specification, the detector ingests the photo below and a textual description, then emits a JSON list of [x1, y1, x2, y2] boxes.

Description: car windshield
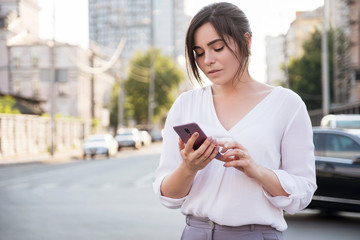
[[336, 120, 360, 129]]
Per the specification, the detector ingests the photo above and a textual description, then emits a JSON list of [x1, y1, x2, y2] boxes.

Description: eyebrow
[[193, 38, 224, 50]]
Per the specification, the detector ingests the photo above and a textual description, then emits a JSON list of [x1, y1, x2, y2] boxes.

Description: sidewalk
[[0, 149, 83, 165]]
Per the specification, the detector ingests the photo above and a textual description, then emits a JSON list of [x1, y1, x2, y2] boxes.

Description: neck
[[211, 73, 255, 96]]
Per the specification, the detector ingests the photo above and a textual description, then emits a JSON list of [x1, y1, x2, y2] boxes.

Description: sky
[[38, 0, 324, 82]]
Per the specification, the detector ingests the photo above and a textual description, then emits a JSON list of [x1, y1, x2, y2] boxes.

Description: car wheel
[[90, 154, 95, 159], [106, 150, 110, 158]]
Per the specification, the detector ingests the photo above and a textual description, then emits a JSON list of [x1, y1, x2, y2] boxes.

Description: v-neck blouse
[[153, 85, 317, 231]]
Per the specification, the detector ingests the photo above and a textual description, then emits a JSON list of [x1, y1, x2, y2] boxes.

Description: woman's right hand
[[178, 132, 219, 172]]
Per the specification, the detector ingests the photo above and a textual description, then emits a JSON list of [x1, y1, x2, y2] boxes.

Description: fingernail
[[194, 132, 199, 137], [207, 136, 212, 141]]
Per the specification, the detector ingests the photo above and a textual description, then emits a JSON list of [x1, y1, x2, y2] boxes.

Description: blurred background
[[0, 0, 360, 239], [1, 0, 359, 160]]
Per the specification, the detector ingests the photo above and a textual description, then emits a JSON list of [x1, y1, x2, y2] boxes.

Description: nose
[[204, 51, 215, 66]]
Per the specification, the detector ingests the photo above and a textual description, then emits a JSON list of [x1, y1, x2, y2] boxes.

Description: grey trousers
[[181, 215, 284, 240]]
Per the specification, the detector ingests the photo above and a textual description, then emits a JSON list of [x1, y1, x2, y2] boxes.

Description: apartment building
[[88, 0, 187, 66], [0, 0, 115, 123]]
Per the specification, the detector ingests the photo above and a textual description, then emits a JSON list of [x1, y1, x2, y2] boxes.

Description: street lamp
[[148, 0, 155, 130], [322, 0, 330, 116], [49, 0, 56, 158]]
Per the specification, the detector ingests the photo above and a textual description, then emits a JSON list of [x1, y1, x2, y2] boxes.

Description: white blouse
[[153, 85, 317, 231]]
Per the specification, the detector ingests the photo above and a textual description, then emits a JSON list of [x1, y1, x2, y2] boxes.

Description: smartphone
[[173, 122, 221, 158]]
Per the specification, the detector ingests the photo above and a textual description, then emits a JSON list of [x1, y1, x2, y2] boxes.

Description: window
[[324, 133, 360, 159], [313, 133, 323, 156], [55, 69, 68, 83]]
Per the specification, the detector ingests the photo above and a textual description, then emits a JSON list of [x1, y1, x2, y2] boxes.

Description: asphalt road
[[0, 143, 359, 240]]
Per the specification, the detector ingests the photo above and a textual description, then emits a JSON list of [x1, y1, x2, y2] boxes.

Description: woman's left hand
[[217, 141, 260, 179], [217, 141, 289, 197]]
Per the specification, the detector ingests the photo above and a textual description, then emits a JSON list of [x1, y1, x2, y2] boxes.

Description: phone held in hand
[[173, 122, 221, 158]]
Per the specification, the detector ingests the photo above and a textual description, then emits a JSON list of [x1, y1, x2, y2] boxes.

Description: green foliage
[[107, 82, 119, 129], [123, 48, 184, 125], [287, 29, 334, 110], [0, 95, 21, 114], [91, 118, 101, 133]]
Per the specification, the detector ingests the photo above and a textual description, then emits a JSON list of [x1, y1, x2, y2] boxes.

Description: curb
[[0, 149, 83, 165]]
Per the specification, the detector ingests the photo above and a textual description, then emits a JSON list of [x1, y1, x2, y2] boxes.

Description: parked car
[[150, 129, 163, 142], [83, 134, 118, 159], [139, 130, 152, 146], [321, 114, 360, 129], [115, 128, 142, 150], [308, 127, 360, 213]]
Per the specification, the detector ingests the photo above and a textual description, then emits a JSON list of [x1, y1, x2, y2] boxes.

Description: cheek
[[224, 55, 241, 76], [195, 59, 205, 71]]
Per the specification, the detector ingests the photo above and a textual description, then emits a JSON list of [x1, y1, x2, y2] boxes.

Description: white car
[[321, 114, 360, 136], [115, 128, 142, 150], [139, 130, 152, 146], [83, 134, 118, 159]]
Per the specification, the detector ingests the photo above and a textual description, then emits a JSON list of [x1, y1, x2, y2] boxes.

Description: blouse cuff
[[153, 173, 186, 209], [263, 169, 307, 214], [158, 194, 186, 209]]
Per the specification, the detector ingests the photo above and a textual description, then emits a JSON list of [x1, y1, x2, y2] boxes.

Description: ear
[[244, 32, 251, 53]]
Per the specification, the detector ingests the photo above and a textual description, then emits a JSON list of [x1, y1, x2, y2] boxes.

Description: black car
[[308, 127, 360, 213]]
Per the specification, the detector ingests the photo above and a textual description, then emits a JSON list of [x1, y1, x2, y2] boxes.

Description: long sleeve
[[265, 98, 317, 214], [152, 94, 187, 209]]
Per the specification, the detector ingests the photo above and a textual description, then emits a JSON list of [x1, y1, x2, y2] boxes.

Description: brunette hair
[[185, 2, 252, 85]]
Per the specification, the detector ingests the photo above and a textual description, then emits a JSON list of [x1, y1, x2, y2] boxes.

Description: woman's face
[[193, 22, 240, 85]]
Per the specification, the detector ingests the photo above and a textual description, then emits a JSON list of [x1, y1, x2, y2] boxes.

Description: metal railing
[[309, 102, 360, 126], [0, 114, 91, 161]]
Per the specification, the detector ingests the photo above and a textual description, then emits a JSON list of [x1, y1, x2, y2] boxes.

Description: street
[[0, 143, 359, 240]]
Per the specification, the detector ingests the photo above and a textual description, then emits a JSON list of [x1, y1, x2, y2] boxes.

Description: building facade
[[265, 7, 323, 86], [88, 0, 187, 65], [0, 0, 115, 125], [6, 42, 115, 122], [265, 35, 286, 86], [328, 0, 360, 103], [0, 0, 40, 94]]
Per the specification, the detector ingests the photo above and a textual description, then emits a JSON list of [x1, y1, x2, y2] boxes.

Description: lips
[[207, 69, 221, 77], [208, 69, 221, 74]]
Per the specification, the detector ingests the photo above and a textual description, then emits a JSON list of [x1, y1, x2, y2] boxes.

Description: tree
[[287, 29, 334, 110], [0, 95, 20, 114], [110, 48, 184, 128], [107, 82, 120, 129]]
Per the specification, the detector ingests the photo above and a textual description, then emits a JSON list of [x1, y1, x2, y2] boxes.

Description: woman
[[153, 2, 317, 239]]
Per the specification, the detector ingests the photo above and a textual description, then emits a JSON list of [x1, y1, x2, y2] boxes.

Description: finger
[[222, 149, 247, 162], [224, 160, 245, 169], [187, 139, 217, 170], [184, 132, 199, 153], [216, 141, 242, 153], [199, 138, 217, 159], [178, 137, 185, 150], [200, 145, 219, 166], [192, 136, 215, 159]]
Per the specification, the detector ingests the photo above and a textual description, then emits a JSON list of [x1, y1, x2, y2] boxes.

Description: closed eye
[[195, 51, 204, 57], [215, 46, 224, 52]]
